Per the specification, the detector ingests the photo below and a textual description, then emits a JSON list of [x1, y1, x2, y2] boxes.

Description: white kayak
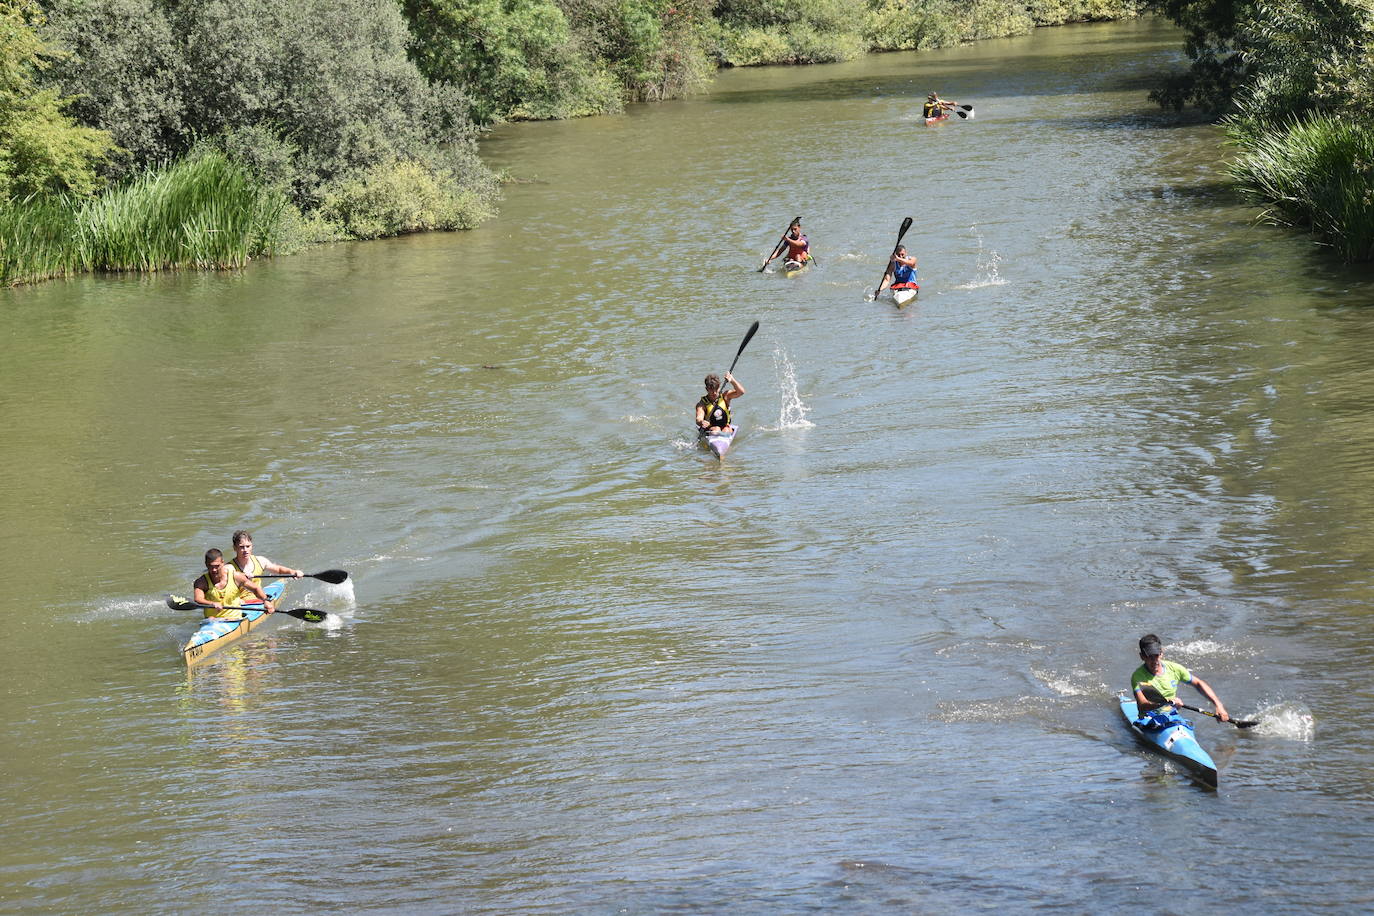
[[698, 424, 737, 459]]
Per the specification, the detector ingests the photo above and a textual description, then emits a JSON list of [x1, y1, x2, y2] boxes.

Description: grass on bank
[[0, 150, 287, 287], [1229, 115, 1374, 262]]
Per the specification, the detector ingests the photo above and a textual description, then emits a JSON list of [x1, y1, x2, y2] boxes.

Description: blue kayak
[[1119, 695, 1218, 789], [182, 580, 286, 666]]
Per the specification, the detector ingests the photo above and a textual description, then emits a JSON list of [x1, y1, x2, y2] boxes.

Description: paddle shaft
[[875, 217, 914, 296], [252, 569, 349, 584], [1171, 700, 1259, 729], [166, 595, 327, 623], [722, 321, 760, 392], [1139, 686, 1256, 728]]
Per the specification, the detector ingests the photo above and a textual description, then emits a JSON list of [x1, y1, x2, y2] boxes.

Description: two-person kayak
[[182, 579, 286, 666], [1119, 695, 1218, 788]]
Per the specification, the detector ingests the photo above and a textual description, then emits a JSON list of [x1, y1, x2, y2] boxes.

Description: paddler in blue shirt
[[695, 372, 745, 434], [193, 548, 276, 618], [877, 245, 918, 296], [1131, 634, 1230, 721]]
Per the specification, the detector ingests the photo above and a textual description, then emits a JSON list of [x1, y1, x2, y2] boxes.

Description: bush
[[1229, 114, 1374, 261], [319, 159, 498, 240]]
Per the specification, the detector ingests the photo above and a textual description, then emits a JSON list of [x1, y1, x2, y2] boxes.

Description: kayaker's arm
[[723, 372, 745, 400], [1187, 676, 1229, 722], [1134, 686, 1171, 712], [695, 402, 711, 430], [261, 560, 303, 577], [192, 575, 221, 612], [234, 570, 276, 613]]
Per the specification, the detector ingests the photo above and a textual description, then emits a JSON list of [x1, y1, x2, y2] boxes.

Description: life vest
[[201, 568, 252, 618], [923, 100, 942, 119], [699, 394, 730, 428], [892, 260, 917, 287]]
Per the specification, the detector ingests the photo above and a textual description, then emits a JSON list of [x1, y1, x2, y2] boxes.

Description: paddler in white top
[[229, 529, 303, 581], [193, 547, 276, 618], [696, 372, 745, 434]]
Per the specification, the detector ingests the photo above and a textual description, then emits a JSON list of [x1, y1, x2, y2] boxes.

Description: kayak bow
[[1119, 695, 1218, 789], [699, 424, 737, 460]]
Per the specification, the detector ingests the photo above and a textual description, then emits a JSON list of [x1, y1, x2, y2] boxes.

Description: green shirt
[[1131, 659, 1192, 701]]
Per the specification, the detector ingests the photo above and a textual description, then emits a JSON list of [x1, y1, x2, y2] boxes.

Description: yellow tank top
[[202, 568, 251, 618], [231, 554, 266, 578]]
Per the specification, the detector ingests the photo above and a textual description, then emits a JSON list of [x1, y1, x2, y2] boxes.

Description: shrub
[[319, 159, 498, 240]]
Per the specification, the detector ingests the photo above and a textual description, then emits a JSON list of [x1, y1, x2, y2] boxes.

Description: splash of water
[[1250, 700, 1315, 741], [953, 224, 1007, 289], [772, 346, 814, 430]]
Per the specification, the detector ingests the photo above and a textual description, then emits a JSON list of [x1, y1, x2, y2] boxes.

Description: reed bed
[[0, 150, 287, 287], [1230, 115, 1374, 262]]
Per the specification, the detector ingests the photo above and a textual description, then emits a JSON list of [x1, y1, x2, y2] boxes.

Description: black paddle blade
[[896, 216, 913, 242], [283, 607, 328, 623], [1233, 718, 1260, 729], [166, 594, 199, 611], [312, 569, 349, 584]]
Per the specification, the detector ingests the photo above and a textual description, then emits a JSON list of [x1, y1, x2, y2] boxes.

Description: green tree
[[0, 0, 113, 196], [39, 0, 184, 179]]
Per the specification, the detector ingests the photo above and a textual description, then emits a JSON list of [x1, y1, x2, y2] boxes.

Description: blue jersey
[[893, 261, 917, 285]]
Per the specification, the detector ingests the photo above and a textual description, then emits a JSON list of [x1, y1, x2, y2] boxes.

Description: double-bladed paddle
[[872, 216, 913, 299], [722, 320, 760, 392], [166, 595, 328, 623], [1139, 685, 1259, 729], [760, 217, 801, 272], [252, 569, 349, 584], [953, 103, 974, 119]]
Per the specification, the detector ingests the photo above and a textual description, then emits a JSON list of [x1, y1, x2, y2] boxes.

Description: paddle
[[1140, 686, 1259, 729], [722, 320, 759, 391], [166, 595, 328, 624], [872, 216, 913, 299], [760, 217, 801, 272], [252, 569, 349, 585], [953, 103, 974, 119]]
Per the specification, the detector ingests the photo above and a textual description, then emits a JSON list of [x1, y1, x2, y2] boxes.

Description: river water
[[4, 18, 1374, 913]]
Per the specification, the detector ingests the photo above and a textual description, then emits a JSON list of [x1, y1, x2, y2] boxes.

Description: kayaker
[[193, 547, 276, 618], [1131, 634, 1230, 721], [877, 245, 918, 295], [696, 372, 745, 434], [763, 220, 811, 270], [923, 92, 957, 119], [229, 529, 303, 581]]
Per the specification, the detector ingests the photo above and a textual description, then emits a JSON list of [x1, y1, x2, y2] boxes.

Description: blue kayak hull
[[1119, 695, 1218, 788]]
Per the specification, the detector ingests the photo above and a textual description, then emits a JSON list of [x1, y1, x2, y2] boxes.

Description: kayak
[[783, 258, 810, 277], [182, 580, 285, 667], [699, 424, 737, 460], [1119, 695, 1218, 789], [924, 112, 950, 125], [885, 284, 919, 307]]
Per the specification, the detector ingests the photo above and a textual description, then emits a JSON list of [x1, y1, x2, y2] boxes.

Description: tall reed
[[1229, 115, 1374, 262], [0, 149, 288, 287]]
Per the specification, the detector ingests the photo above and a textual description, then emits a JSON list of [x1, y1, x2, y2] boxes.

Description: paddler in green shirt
[[1131, 633, 1230, 721]]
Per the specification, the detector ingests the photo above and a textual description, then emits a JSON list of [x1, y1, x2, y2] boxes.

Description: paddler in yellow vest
[[193, 547, 276, 618], [924, 91, 957, 120], [229, 529, 303, 582], [695, 371, 745, 434]]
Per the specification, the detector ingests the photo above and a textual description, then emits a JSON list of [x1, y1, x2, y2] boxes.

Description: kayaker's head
[[204, 547, 226, 574], [704, 373, 721, 395], [928, 92, 938, 101], [1139, 634, 1164, 674], [232, 530, 254, 559]]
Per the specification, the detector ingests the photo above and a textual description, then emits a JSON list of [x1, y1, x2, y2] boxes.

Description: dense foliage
[[1147, 0, 1374, 260], [2, 0, 1145, 285], [0, 0, 113, 198]]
